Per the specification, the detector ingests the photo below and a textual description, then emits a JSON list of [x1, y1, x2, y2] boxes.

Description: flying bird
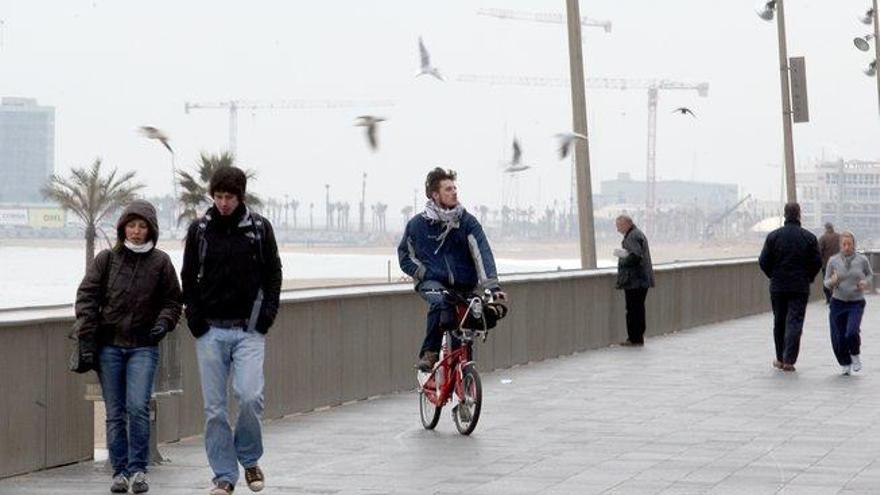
[[554, 132, 587, 160], [138, 126, 173, 153], [417, 36, 443, 81], [672, 107, 697, 118], [504, 137, 530, 173], [354, 115, 386, 151]]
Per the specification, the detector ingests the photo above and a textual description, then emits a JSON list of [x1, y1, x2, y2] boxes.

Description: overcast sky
[[1, 0, 878, 218]]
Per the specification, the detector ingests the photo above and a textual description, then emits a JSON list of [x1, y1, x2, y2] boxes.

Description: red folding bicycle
[[417, 290, 507, 435]]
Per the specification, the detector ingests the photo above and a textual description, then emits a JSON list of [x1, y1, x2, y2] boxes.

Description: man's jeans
[[196, 326, 266, 486], [98, 345, 159, 477], [829, 299, 864, 366], [417, 280, 465, 357]]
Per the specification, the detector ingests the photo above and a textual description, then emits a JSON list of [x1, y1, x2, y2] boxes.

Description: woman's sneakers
[[852, 354, 863, 372], [110, 474, 129, 493]]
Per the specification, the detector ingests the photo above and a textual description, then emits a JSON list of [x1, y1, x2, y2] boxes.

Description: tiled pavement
[[3, 297, 880, 494]]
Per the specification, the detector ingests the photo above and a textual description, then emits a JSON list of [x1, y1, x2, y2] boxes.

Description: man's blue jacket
[[397, 209, 500, 292]]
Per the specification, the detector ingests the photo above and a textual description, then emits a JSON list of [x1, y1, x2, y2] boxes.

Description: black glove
[[149, 322, 168, 343], [490, 288, 507, 301]]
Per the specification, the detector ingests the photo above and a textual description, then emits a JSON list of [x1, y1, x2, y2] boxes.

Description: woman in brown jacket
[[74, 199, 181, 494]]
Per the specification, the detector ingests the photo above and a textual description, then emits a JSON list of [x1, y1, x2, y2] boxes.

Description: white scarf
[[422, 200, 464, 253], [124, 240, 154, 253]]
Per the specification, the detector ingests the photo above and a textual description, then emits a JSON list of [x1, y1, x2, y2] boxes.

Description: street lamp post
[[873, 0, 880, 113], [565, 0, 597, 269], [757, 0, 797, 203]]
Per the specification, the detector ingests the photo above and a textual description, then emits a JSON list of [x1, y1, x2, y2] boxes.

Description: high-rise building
[[0, 97, 55, 203]]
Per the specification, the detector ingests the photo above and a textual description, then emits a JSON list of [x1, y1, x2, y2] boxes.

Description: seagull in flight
[[672, 107, 697, 118], [138, 126, 173, 154], [354, 115, 386, 151], [417, 36, 443, 81], [504, 137, 530, 173], [554, 132, 587, 160]]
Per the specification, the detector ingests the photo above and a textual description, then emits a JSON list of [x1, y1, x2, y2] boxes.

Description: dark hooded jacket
[[74, 200, 183, 348]]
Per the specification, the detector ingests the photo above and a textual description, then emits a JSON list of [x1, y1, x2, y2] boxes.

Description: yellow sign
[[28, 208, 66, 229]]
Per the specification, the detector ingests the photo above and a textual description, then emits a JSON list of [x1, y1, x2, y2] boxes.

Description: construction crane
[[476, 8, 612, 33], [183, 98, 395, 156], [703, 194, 752, 240], [456, 74, 709, 232]]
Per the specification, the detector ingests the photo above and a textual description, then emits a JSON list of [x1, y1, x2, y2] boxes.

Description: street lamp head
[[755, 0, 776, 21], [860, 8, 875, 25], [854, 35, 873, 52], [864, 59, 877, 77]]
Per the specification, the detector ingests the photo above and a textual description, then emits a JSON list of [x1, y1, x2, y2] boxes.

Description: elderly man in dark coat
[[614, 214, 655, 346]]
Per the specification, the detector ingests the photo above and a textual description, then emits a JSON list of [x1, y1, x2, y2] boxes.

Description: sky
[[1, 0, 878, 220]]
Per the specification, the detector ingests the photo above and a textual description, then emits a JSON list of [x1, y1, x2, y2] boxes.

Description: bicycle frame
[[421, 295, 487, 408]]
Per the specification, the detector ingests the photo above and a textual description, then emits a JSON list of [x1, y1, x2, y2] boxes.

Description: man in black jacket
[[759, 202, 821, 372], [181, 166, 282, 495], [614, 215, 655, 346]]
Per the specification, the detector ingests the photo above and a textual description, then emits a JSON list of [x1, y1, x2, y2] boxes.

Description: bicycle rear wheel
[[453, 364, 482, 435]]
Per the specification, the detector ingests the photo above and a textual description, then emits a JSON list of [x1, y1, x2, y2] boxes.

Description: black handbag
[[68, 252, 112, 374], [68, 319, 97, 373]]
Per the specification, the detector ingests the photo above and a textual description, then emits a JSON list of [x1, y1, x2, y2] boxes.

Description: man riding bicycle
[[398, 167, 507, 372]]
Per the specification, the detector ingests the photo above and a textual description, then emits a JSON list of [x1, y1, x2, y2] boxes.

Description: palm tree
[[42, 158, 144, 270], [374, 202, 388, 232], [401, 205, 413, 229], [476, 205, 489, 225], [176, 151, 261, 225], [290, 199, 300, 230]]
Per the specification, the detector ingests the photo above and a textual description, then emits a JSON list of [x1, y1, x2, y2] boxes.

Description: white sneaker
[[852, 355, 863, 372], [841, 365, 852, 376]]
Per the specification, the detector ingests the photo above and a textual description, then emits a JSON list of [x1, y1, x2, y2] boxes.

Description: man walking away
[[759, 203, 822, 372], [818, 222, 841, 304], [614, 214, 654, 346]]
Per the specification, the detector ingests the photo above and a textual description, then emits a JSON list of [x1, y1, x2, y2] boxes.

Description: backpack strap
[[246, 212, 266, 332], [196, 212, 211, 282]]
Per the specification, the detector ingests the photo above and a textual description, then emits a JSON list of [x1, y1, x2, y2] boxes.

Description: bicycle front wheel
[[453, 364, 482, 435], [419, 388, 442, 430]]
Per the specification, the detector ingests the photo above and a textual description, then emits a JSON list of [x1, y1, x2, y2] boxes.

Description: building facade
[[600, 173, 739, 212], [799, 159, 880, 236], [0, 97, 55, 203]]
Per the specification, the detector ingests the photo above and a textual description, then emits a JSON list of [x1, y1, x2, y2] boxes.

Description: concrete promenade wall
[[4, 254, 870, 479]]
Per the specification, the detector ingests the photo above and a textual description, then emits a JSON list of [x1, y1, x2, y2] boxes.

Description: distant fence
[[4, 253, 874, 479]]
